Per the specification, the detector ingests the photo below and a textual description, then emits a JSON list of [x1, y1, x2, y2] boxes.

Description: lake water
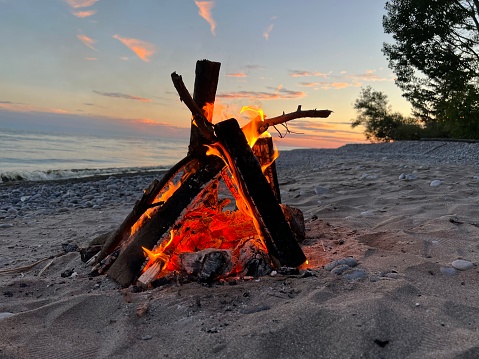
[[0, 129, 189, 182]]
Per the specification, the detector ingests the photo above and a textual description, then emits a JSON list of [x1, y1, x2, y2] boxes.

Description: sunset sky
[[0, 0, 412, 148]]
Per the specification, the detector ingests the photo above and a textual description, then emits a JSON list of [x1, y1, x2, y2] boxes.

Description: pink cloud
[[77, 34, 97, 51], [263, 24, 274, 40], [226, 73, 247, 78], [113, 34, 156, 62], [194, 1, 216, 35], [289, 70, 330, 77], [72, 9, 96, 18], [64, 0, 98, 8]]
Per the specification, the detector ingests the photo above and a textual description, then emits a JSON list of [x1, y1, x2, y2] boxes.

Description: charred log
[[214, 118, 306, 268]]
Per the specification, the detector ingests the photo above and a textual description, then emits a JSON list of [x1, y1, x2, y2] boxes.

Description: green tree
[[352, 86, 422, 142], [382, 0, 479, 138]]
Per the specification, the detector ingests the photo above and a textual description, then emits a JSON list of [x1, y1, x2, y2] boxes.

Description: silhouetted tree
[[352, 87, 422, 142], [382, 0, 479, 138]]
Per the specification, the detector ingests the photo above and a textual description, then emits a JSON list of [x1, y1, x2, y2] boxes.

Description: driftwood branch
[[172, 74, 333, 139], [257, 106, 333, 135], [171, 72, 216, 143]]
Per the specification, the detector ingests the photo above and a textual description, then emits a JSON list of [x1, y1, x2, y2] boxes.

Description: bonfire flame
[[138, 106, 277, 281]]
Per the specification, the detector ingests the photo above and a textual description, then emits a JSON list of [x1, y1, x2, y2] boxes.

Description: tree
[[382, 0, 479, 138], [352, 86, 422, 142]]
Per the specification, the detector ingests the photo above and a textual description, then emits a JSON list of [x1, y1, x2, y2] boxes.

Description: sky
[[0, 0, 412, 149]]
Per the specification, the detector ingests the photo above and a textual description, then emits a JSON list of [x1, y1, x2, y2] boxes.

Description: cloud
[[72, 9, 96, 18], [244, 64, 265, 71], [93, 90, 152, 103], [289, 70, 330, 77], [263, 24, 274, 40], [346, 70, 391, 82], [226, 73, 247, 78], [0, 102, 69, 114], [218, 87, 305, 101], [194, 1, 216, 35], [77, 34, 97, 51], [64, 0, 98, 8], [298, 81, 358, 90], [113, 34, 155, 62]]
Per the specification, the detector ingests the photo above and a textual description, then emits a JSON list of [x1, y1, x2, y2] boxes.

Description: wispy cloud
[[226, 73, 247, 78], [112, 34, 155, 62], [218, 87, 305, 100], [194, 1, 216, 35], [77, 34, 97, 51], [263, 24, 274, 40], [289, 70, 330, 77], [93, 90, 152, 103], [84, 57, 97, 61], [298, 81, 358, 90], [64, 0, 98, 8], [346, 70, 391, 82], [72, 9, 96, 18], [0, 102, 69, 114]]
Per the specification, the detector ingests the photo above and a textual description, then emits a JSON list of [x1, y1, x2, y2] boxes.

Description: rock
[[0, 312, 14, 320], [430, 180, 442, 187], [338, 257, 358, 267], [451, 259, 474, 271], [440, 267, 459, 276], [331, 264, 350, 275], [324, 260, 339, 271], [0, 224, 14, 228], [343, 269, 367, 280], [314, 186, 329, 195]]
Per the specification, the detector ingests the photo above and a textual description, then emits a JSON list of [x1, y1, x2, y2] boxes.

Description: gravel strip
[[1, 141, 478, 221]]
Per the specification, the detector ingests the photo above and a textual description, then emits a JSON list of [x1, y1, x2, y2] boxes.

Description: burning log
[[252, 137, 281, 203], [214, 118, 306, 267], [91, 59, 331, 288]]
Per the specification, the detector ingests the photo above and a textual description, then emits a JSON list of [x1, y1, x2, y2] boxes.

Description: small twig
[[0, 253, 63, 275], [37, 258, 55, 277], [320, 240, 326, 252]]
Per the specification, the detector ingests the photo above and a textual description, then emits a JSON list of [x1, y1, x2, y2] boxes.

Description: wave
[[0, 166, 168, 183]]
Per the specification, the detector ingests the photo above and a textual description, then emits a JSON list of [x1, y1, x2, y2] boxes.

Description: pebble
[[440, 267, 459, 276], [0, 312, 14, 320], [314, 186, 329, 195], [324, 257, 359, 275], [399, 173, 417, 181], [343, 269, 367, 280], [430, 180, 442, 187], [451, 259, 474, 271]]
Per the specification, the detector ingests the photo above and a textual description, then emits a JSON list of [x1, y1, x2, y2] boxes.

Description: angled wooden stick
[[171, 75, 333, 138], [171, 72, 216, 143]]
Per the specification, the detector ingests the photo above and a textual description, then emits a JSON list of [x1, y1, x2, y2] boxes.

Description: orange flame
[[240, 106, 268, 148]]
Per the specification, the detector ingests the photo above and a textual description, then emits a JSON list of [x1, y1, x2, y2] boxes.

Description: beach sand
[[1, 141, 479, 358]]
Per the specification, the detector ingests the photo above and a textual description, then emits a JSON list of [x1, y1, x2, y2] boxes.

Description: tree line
[[353, 0, 479, 142]]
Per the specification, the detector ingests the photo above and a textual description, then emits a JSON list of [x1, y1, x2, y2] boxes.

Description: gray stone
[[440, 267, 459, 276], [451, 259, 474, 271], [331, 264, 350, 275], [343, 269, 367, 280], [430, 180, 442, 187]]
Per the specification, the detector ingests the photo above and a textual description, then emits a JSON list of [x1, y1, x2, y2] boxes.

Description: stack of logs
[[87, 59, 332, 288]]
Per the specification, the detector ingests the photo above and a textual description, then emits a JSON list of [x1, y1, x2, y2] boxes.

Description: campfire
[[85, 60, 332, 288]]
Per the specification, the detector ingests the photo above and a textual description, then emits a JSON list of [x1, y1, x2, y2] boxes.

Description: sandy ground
[[1, 144, 479, 358]]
